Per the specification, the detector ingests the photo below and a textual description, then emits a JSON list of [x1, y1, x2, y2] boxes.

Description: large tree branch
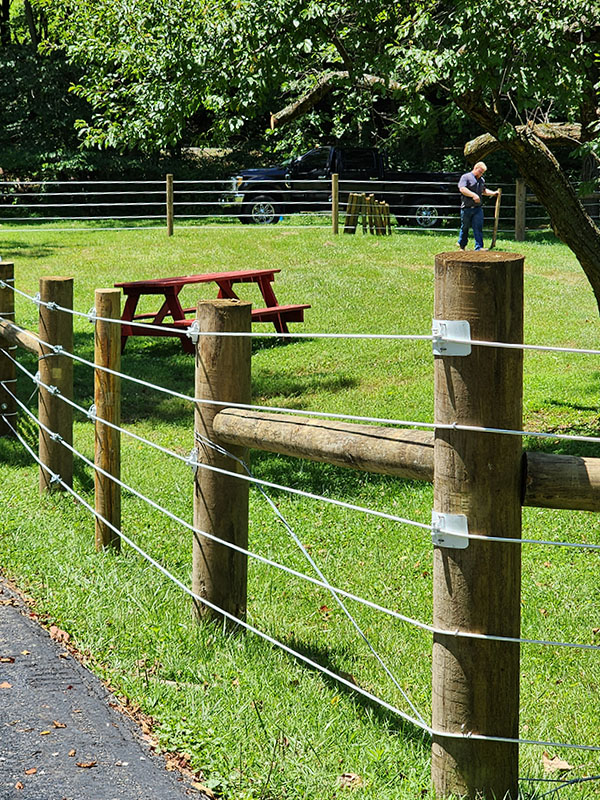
[[464, 123, 583, 162], [270, 71, 401, 129], [456, 94, 600, 309]]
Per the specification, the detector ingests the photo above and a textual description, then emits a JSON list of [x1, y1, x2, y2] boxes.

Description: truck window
[[341, 149, 380, 176], [295, 148, 330, 175]]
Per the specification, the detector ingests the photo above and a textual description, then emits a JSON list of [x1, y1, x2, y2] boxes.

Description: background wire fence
[[1, 177, 595, 234]]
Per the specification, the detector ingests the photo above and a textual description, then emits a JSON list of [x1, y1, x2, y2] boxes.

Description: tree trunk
[[459, 98, 600, 312], [23, 0, 39, 48], [0, 0, 10, 45]]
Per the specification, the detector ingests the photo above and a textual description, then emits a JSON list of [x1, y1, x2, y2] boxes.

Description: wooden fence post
[[38, 277, 73, 492], [432, 251, 524, 800], [94, 288, 121, 551], [193, 299, 252, 626], [166, 173, 174, 236], [0, 262, 17, 437], [515, 178, 526, 241], [332, 173, 339, 235]]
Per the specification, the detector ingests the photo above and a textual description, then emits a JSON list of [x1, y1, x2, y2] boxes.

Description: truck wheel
[[246, 195, 280, 225], [412, 203, 440, 228]]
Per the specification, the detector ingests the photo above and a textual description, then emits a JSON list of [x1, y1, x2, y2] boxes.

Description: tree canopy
[[47, 0, 600, 154], [8, 0, 600, 306]]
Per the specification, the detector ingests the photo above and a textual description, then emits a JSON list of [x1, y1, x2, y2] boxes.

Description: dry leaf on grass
[[338, 772, 364, 789], [192, 784, 217, 800], [15, 782, 24, 790], [0, 681, 12, 689], [76, 761, 97, 769], [49, 626, 70, 644], [542, 751, 574, 773], [0, 656, 15, 663], [53, 721, 67, 728], [24, 768, 37, 776], [68, 749, 76, 757]]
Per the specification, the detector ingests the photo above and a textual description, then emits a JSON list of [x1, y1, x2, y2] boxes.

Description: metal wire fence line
[[0, 175, 589, 235]]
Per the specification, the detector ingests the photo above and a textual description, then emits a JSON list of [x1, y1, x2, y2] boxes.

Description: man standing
[[457, 162, 499, 251]]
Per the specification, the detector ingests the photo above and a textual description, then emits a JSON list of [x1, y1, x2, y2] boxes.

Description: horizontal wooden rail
[[0, 319, 40, 355], [213, 407, 433, 481], [213, 408, 600, 512]]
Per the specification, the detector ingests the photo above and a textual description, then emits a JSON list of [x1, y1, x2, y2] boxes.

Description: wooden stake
[[0, 263, 16, 437], [490, 187, 503, 249], [38, 277, 73, 492], [360, 194, 368, 234], [166, 173, 174, 236], [432, 251, 524, 800], [367, 195, 375, 234], [94, 288, 122, 551], [193, 299, 252, 626], [343, 192, 358, 233], [515, 179, 526, 242], [331, 173, 339, 235]]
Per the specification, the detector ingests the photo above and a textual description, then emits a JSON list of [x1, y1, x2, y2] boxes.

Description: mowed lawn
[[1, 224, 599, 799]]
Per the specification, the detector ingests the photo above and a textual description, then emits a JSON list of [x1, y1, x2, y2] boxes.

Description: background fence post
[[94, 288, 122, 551], [331, 173, 339, 235], [193, 299, 252, 626], [0, 262, 17, 437], [166, 173, 174, 236], [515, 178, 526, 241], [432, 251, 524, 800], [38, 276, 73, 492]]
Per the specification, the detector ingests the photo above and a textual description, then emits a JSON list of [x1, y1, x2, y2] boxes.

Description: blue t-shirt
[[458, 172, 485, 208]]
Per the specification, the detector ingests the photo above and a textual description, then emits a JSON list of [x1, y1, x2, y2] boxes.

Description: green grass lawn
[[1, 224, 600, 799]]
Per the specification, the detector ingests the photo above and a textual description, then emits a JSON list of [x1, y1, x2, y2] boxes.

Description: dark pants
[[458, 206, 484, 250]]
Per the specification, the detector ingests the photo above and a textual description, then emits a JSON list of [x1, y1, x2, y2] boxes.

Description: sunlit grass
[[1, 226, 599, 798]]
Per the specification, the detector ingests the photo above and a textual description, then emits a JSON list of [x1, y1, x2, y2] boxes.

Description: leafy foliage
[[46, 0, 600, 157]]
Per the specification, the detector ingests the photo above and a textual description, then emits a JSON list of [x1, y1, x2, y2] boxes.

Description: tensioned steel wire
[[2, 408, 600, 754], [4, 356, 600, 642], [2, 373, 425, 725], [2, 351, 431, 531], [3, 392, 430, 724], [2, 290, 600, 446]]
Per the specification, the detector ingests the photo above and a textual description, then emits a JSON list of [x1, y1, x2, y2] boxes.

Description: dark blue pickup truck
[[220, 145, 460, 226]]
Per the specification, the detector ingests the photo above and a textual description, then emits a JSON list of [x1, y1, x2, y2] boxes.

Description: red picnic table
[[115, 268, 310, 353]]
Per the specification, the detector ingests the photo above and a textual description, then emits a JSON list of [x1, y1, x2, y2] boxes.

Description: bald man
[[457, 162, 499, 251]]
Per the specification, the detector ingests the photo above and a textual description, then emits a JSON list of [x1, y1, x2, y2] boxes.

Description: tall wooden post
[[0, 262, 17, 437], [515, 179, 526, 242], [193, 299, 252, 625], [38, 277, 74, 492], [331, 173, 339, 235], [432, 251, 524, 800], [166, 173, 174, 236], [94, 289, 121, 551]]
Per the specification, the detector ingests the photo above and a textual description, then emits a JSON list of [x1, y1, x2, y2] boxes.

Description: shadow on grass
[[0, 406, 95, 493], [524, 403, 600, 459], [269, 632, 430, 751], [0, 238, 71, 260], [0, 434, 33, 468], [248, 449, 425, 501], [12, 327, 351, 427]]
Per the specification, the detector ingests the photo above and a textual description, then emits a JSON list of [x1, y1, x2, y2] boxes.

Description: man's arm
[[483, 188, 499, 196], [459, 185, 482, 203]]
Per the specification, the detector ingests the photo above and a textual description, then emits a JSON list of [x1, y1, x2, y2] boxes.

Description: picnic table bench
[[115, 268, 310, 353]]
